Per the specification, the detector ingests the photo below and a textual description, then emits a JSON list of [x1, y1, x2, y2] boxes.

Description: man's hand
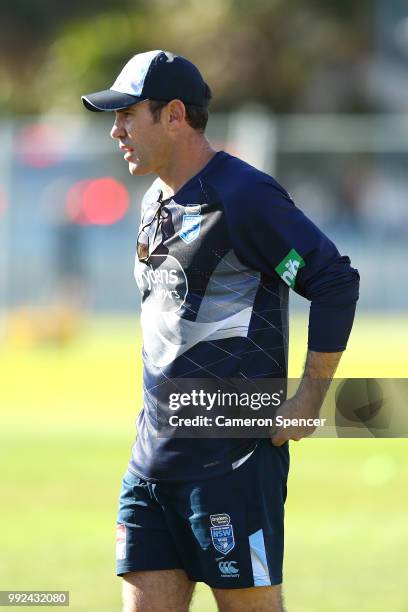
[[271, 349, 343, 447], [270, 395, 320, 446]]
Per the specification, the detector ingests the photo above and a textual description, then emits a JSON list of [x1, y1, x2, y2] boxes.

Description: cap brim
[[81, 89, 146, 112]]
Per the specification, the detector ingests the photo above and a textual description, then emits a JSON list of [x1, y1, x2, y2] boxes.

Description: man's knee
[[212, 583, 285, 612], [122, 570, 195, 612]]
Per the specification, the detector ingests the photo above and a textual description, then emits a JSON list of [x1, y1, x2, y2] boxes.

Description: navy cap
[[81, 50, 212, 112]]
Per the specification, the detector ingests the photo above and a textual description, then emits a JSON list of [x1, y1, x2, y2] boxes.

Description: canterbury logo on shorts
[[218, 560, 239, 576]]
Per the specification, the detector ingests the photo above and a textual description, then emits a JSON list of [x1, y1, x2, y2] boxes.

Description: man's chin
[[128, 161, 152, 176]]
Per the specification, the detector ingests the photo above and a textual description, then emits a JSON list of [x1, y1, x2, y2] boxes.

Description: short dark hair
[[148, 99, 209, 133]]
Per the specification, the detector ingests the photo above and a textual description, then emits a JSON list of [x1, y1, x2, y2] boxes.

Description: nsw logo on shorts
[[210, 513, 235, 555]]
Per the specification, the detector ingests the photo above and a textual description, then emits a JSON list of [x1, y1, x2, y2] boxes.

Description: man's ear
[[166, 99, 186, 126]]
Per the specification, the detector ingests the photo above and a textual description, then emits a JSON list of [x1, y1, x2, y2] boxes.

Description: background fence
[[1, 110, 407, 320]]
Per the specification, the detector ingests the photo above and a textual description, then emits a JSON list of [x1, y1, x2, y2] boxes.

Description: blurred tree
[[0, 0, 376, 114]]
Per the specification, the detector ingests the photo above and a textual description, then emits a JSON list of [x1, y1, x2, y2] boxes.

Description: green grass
[[0, 313, 407, 611]]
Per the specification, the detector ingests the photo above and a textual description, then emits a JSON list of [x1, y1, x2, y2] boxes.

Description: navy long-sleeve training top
[[129, 150, 360, 482]]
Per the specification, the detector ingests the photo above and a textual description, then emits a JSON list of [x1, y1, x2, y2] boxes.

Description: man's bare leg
[[212, 584, 285, 612], [122, 570, 195, 612]]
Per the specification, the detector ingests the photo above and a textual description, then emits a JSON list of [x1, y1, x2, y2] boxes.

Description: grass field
[[0, 313, 407, 611]]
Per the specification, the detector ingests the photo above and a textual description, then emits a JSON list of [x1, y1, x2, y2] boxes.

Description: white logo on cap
[[110, 50, 163, 96]]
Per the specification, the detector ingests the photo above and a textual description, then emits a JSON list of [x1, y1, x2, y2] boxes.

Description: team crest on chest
[[179, 205, 202, 244], [210, 513, 235, 555]]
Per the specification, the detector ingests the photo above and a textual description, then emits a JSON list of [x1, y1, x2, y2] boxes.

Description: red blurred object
[[66, 177, 129, 225], [16, 123, 64, 168], [66, 180, 90, 225]]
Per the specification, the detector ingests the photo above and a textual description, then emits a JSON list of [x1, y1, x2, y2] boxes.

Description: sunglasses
[[137, 197, 169, 263]]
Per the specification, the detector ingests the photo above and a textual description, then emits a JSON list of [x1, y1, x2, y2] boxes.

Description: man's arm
[[271, 350, 342, 447], [222, 178, 360, 441]]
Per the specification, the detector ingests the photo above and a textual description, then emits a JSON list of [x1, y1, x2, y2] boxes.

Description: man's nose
[[110, 118, 125, 140]]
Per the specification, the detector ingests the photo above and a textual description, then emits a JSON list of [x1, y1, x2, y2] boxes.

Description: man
[[82, 50, 359, 612]]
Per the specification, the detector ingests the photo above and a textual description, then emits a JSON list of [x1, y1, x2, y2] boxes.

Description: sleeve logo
[[275, 249, 305, 288]]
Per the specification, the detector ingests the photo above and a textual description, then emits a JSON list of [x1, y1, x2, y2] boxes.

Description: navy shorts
[[116, 440, 289, 588]]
